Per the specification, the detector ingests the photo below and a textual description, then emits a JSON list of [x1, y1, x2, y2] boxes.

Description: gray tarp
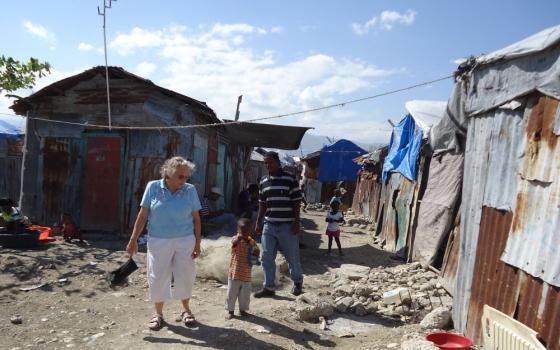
[[412, 151, 464, 265]]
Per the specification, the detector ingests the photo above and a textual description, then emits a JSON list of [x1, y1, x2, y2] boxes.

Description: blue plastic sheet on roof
[[382, 114, 423, 183], [319, 139, 366, 182], [0, 115, 25, 140]]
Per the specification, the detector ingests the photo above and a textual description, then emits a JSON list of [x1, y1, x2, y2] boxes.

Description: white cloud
[[109, 24, 400, 142], [23, 21, 56, 46], [270, 26, 284, 34], [134, 62, 157, 77], [110, 27, 164, 55], [352, 9, 416, 35], [211, 23, 266, 36], [78, 42, 94, 51]]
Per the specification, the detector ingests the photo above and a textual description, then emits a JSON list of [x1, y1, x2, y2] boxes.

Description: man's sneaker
[[254, 288, 275, 298], [292, 283, 303, 296]]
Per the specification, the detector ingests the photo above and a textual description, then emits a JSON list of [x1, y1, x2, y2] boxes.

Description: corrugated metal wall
[[0, 139, 23, 202], [455, 94, 560, 349]]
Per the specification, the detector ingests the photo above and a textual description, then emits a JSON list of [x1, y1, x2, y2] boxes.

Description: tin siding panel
[[502, 96, 560, 287]]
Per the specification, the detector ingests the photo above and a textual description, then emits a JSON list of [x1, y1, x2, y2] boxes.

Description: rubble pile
[[290, 262, 453, 325]]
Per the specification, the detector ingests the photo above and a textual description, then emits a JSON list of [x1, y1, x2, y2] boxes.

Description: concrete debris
[[401, 339, 439, 350], [10, 315, 23, 324], [336, 264, 371, 281], [420, 307, 452, 329], [327, 261, 452, 321], [335, 297, 354, 313], [294, 294, 334, 322]]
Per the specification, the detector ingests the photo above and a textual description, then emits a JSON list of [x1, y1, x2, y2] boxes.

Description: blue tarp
[[319, 139, 366, 182], [0, 115, 25, 140], [382, 114, 423, 183]]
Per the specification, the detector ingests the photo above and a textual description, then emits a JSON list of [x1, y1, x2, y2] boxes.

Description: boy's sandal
[[181, 310, 196, 325], [148, 315, 164, 330]]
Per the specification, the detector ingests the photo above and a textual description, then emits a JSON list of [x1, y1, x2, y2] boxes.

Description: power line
[[0, 74, 453, 130]]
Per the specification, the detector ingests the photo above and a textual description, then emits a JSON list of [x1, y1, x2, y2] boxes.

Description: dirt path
[[1, 211, 423, 350]]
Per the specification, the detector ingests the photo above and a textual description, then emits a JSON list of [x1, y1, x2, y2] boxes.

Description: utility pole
[[98, 0, 116, 130], [234, 95, 243, 121]]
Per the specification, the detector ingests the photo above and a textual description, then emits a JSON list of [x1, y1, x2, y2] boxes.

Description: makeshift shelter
[[300, 151, 322, 203], [351, 147, 387, 222], [10, 66, 309, 233], [433, 26, 560, 349], [0, 115, 25, 201], [375, 101, 446, 256]]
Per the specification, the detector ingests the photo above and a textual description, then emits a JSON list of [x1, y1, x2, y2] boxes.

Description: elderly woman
[[126, 156, 202, 330]]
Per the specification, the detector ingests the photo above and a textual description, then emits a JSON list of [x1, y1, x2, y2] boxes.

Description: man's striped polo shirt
[[259, 170, 302, 223]]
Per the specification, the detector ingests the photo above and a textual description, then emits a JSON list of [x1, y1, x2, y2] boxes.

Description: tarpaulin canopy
[[0, 115, 25, 140], [223, 120, 311, 150], [319, 139, 366, 182]]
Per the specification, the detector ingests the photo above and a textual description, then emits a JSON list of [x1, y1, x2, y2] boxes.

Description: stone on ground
[[336, 264, 371, 281], [420, 307, 452, 329]]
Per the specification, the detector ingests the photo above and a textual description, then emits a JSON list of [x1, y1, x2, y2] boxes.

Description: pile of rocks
[[291, 263, 453, 326]]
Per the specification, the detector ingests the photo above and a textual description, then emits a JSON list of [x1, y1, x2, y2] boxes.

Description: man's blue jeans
[[261, 221, 303, 290]]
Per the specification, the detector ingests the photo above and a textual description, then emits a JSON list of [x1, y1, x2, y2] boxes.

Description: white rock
[[387, 343, 398, 348], [401, 339, 439, 350], [420, 307, 452, 329]]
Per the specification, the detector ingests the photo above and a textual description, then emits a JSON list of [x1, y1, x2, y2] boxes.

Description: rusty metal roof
[[10, 66, 220, 124]]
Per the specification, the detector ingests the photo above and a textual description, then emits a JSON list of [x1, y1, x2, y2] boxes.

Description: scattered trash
[[319, 316, 328, 330], [383, 287, 412, 306], [253, 326, 271, 334], [19, 283, 47, 291]]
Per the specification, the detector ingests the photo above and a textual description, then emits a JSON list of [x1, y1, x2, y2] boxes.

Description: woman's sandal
[[148, 314, 164, 330], [181, 310, 196, 326]]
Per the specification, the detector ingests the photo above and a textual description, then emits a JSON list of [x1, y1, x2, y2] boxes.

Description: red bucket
[[426, 332, 473, 350]]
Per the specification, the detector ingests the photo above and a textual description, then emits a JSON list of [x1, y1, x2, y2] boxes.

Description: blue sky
[[1, 0, 559, 144]]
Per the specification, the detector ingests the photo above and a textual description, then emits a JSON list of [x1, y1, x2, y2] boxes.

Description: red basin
[[426, 332, 473, 350]]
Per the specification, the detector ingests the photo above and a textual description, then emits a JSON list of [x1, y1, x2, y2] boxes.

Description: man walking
[[254, 151, 304, 297]]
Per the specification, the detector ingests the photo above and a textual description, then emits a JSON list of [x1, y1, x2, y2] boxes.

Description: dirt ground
[[0, 210, 425, 350]]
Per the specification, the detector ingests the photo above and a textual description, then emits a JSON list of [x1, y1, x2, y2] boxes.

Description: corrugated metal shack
[[373, 101, 446, 258], [435, 26, 560, 349], [10, 66, 310, 233], [350, 147, 387, 223], [0, 115, 25, 201]]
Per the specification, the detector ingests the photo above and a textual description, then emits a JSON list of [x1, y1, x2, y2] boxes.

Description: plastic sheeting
[[429, 81, 468, 153], [405, 100, 447, 138], [382, 114, 423, 183], [319, 139, 366, 182], [476, 24, 560, 65], [0, 115, 25, 139], [412, 151, 464, 265]]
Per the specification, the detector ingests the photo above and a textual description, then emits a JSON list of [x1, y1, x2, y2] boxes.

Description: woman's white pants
[[147, 235, 196, 303]]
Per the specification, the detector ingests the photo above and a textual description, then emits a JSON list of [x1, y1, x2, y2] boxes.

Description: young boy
[[0, 198, 24, 232], [325, 200, 345, 256], [226, 218, 256, 319]]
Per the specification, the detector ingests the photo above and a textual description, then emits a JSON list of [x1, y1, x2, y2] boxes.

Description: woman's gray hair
[[160, 156, 195, 179]]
